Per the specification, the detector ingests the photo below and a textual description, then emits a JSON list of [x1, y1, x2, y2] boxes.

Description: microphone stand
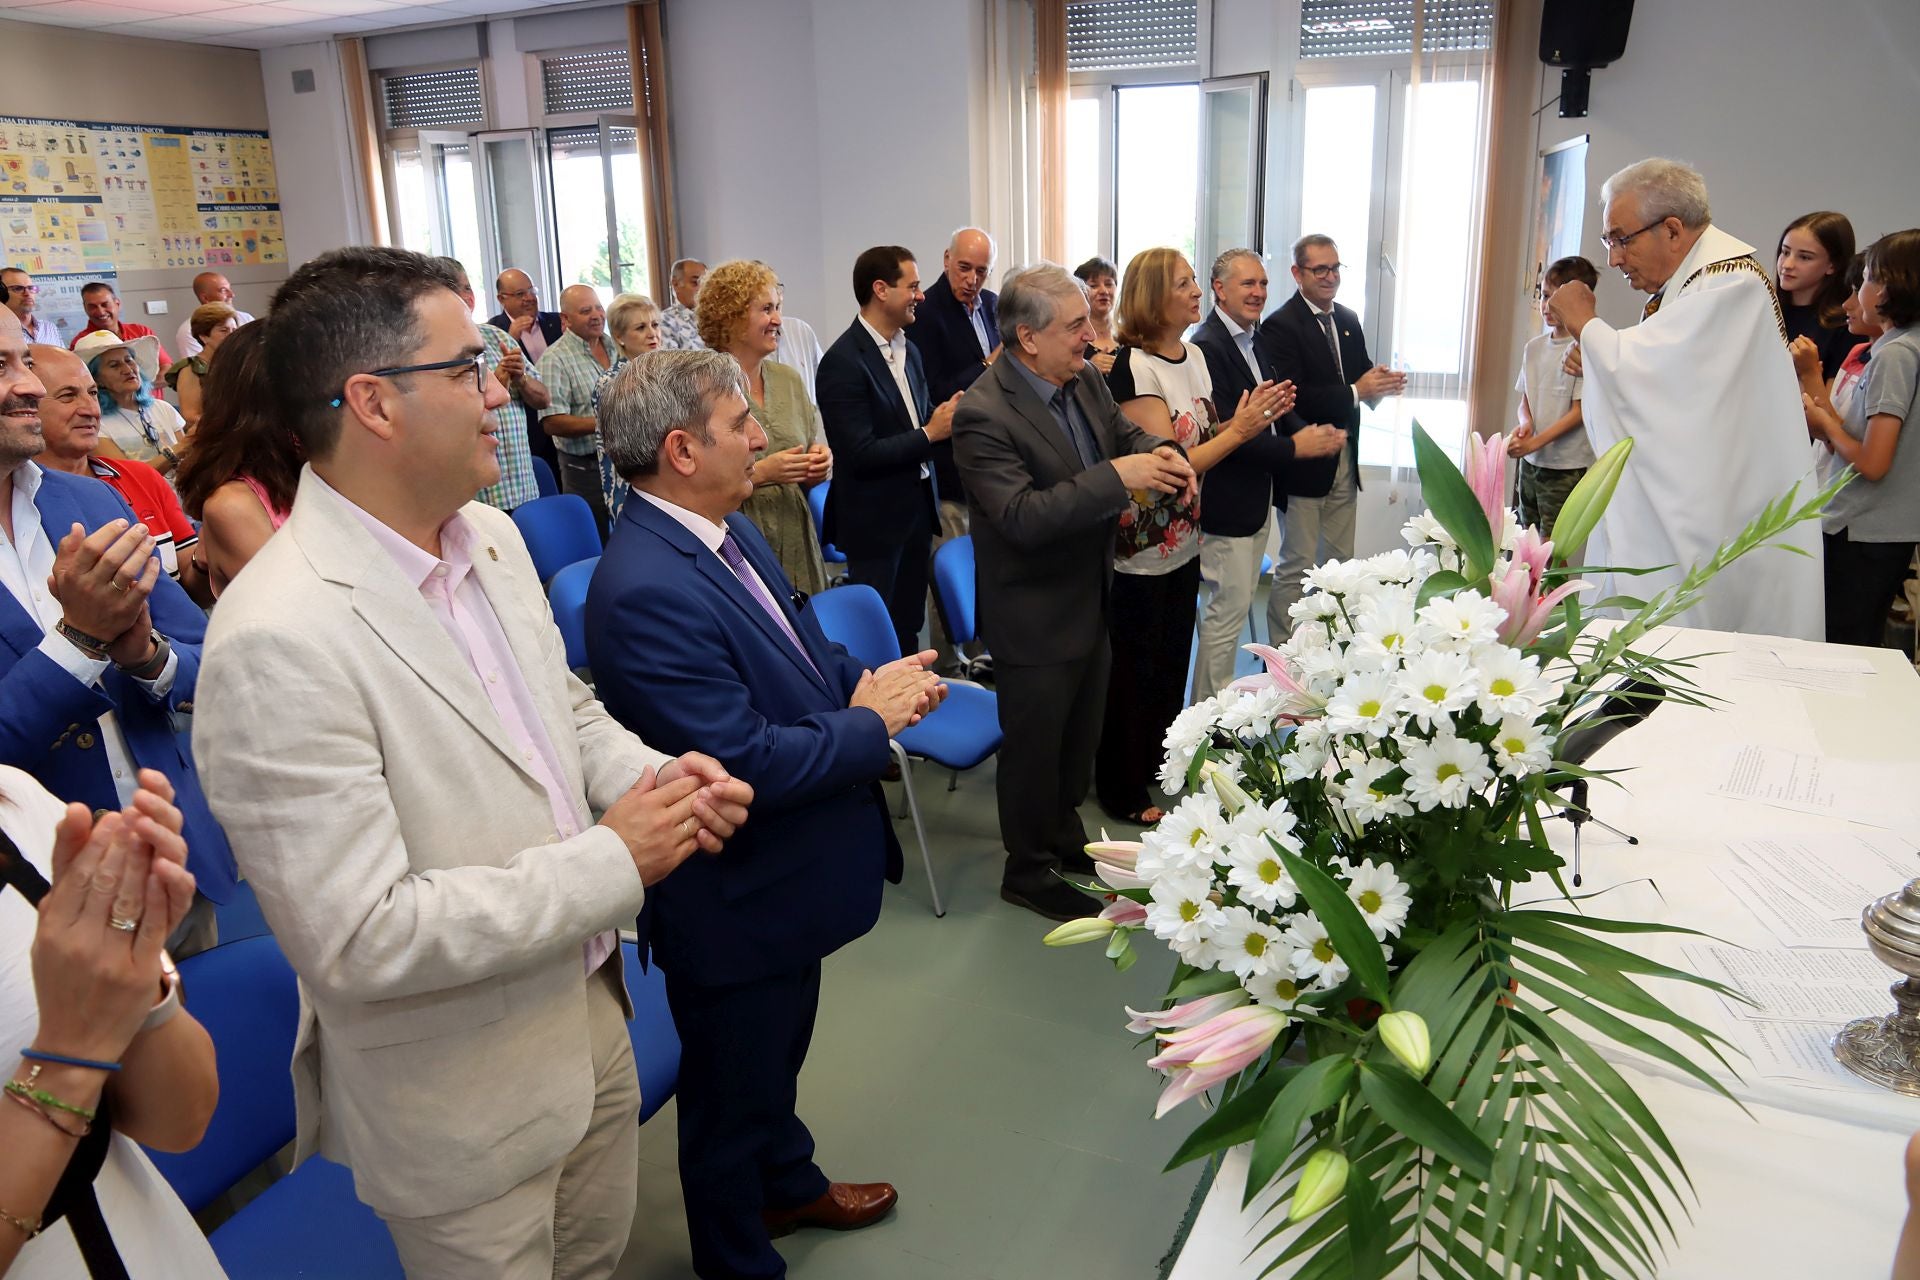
[[1556, 777, 1638, 888]]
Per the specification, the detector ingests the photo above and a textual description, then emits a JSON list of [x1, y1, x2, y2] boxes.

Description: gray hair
[[598, 348, 745, 478], [996, 263, 1086, 347], [1211, 247, 1263, 283], [670, 258, 703, 284], [430, 255, 468, 288], [1601, 158, 1712, 230], [1291, 235, 1336, 268]]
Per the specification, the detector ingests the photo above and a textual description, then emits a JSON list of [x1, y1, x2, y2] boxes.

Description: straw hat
[[73, 329, 161, 387]]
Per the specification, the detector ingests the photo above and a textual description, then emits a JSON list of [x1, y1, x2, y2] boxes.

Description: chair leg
[[891, 741, 944, 918], [948, 768, 959, 792]]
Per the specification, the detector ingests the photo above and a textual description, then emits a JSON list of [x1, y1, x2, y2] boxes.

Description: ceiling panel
[[2, 0, 589, 49]]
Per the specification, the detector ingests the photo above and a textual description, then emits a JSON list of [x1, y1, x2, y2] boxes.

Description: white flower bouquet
[[1048, 425, 1843, 1278]]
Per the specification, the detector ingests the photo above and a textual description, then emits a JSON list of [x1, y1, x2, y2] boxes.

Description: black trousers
[[555, 448, 611, 544], [845, 499, 934, 657], [665, 962, 830, 1279], [1824, 528, 1916, 647], [995, 638, 1111, 892], [1096, 559, 1201, 819]]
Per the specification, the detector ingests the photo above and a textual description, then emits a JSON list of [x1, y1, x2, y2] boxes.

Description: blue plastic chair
[[512, 493, 601, 583], [529, 455, 559, 499], [806, 480, 847, 568], [145, 936, 402, 1276], [807, 584, 1002, 918], [930, 535, 990, 680], [621, 940, 681, 1123], [548, 556, 599, 673]]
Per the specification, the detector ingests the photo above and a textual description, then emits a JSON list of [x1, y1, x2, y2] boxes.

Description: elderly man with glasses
[[1544, 157, 1823, 639], [1256, 234, 1406, 644]]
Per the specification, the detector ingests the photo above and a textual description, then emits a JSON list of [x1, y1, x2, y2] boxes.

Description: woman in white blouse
[[0, 766, 220, 1278]]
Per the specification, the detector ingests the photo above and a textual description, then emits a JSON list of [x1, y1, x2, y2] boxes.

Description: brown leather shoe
[[761, 1182, 898, 1237]]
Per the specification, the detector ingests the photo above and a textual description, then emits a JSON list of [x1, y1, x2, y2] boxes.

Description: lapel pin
[[487, 546, 499, 561]]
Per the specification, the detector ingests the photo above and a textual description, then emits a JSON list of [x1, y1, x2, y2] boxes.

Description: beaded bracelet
[[0, 1204, 40, 1239], [19, 1048, 121, 1073], [5, 1086, 89, 1138], [5, 1076, 98, 1123]]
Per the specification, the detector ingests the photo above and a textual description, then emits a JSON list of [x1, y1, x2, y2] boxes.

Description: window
[[1299, 0, 1494, 60], [541, 48, 635, 115], [1113, 84, 1200, 272], [546, 124, 649, 303], [1067, 0, 1198, 72], [381, 66, 485, 130]]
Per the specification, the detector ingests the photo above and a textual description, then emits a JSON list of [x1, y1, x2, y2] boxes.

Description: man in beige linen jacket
[[192, 247, 752, 1279]]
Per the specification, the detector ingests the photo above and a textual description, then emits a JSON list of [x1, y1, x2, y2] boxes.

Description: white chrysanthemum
[[1346, 593, 1422, 671], [1344, 859, 1413, 940], [1394, 650, 1484, 727], [1137, 793, 1228, 879], [1402, 511, 1457, 552], [1283, 913, 1350, 990], [1473, 646, 1559, 719], [1221, 809, 1303, 912], [1335, 755, 1415, 827], [1490, 715, 1553, 777], [1304, 558, 1373, 599], [1495, 508, 1522, 553], [1279, 720, 1334, 783], [1289, 590, 1346, 628], [1402, 733, 1495, 811], [1324, 670, 1403, 739], [1246, 969, 1307, 1014], [1417, 593, 1507, 648], [1291, 641, 1350, 695], [1216, 684, 1286, 739], [1210, 905, 1288, 979], [1145, 872, 1224, 963], [1363, 548, 1421, 585]]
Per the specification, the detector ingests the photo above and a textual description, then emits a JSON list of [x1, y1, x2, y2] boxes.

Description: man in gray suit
[[193, 247, 753, 1279], [953, 263, 1194, 922]]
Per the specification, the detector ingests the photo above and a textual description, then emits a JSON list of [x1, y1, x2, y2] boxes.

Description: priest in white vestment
[[1547, 158, 1824, 640]]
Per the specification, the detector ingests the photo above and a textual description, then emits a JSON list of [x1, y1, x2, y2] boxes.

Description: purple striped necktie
[[718, 532, 822, 679]]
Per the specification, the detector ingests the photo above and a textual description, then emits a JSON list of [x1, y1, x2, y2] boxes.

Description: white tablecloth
[[1170, 628, 1920, 1278]]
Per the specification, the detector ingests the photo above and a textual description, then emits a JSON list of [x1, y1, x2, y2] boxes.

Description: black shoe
[[1058, 847, 1097, 876], [1000, 880, 1100, 922]]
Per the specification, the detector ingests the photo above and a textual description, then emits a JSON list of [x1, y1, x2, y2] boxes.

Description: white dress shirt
[[1216, 309, 1263, 383], [856, 315, 931, 480], [174, 309, 256, 359], [0, 461, 180, 805]]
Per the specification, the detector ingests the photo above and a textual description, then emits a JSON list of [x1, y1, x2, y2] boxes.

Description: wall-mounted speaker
[[1540, 0, 1635, 118]]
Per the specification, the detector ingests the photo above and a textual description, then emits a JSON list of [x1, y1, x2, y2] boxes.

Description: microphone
[[1554, 676, 1663, 885]]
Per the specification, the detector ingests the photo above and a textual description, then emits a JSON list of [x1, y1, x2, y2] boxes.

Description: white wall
[[260, 42, 369, 271]]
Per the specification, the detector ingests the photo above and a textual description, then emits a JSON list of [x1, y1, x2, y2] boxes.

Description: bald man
[[174, 272, 255, 359], [487, 267, 564, 363], [534, 284, 616, 539], [906, 227, 1001, 530]]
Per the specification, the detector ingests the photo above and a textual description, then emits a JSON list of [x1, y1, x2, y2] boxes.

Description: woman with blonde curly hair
[[696, 259, 830, 594]]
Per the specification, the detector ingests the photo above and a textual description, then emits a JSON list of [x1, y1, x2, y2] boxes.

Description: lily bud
[[1288, 1149, 1349, 1221], [1203, 762, 1255, 816], [1548, 437, 1633, 564], [1043, 916, 1118, 947], [1377, 1010, 1433, 1076]]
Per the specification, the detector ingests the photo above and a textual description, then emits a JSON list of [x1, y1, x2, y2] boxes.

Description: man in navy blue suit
[[905, 227, 999, 535], [0, 307, 234, 953], [587, 349, 944, 1279], [816, 245, 961, 656]]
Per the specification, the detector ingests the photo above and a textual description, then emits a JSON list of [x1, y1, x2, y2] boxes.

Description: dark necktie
[[717, 532, 822, 680], [1049, 385, 1102, 469], [1316, 311, 1345, 381], [1642, 290, 1665, 320]]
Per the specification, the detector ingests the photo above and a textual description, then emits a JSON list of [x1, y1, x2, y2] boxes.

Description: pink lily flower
[[1466, 430, 1507, 533], [1147, 1004, 1291, 1117], [1125, 989, 1249, 1036], [1226, 643, 1311, 700], [1511, 525, 1554, 592], [1492, 563, 1592, 648], [1100, 897, 1148, 928], [1085, 835, 1141, 873]]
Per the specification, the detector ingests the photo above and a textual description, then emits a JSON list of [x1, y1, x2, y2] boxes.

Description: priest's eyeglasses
[[1600, 219, 1667, 251], [328, 353, 486, 408]]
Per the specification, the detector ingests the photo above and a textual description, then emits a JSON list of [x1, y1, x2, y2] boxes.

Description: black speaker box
[[1540, 0, 1635, 68]]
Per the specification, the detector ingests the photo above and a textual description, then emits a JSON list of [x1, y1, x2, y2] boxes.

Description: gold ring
[[108, 915, 139, 932], [110, 579, 128, 593]]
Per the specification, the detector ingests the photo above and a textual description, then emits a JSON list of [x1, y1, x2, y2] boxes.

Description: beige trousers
[[380, 964, 642, 1280]]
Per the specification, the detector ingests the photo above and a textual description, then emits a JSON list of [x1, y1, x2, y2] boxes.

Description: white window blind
[[1066, 0, 1198, 72], [1299, 0, 1494, 59], [382, 66, 485, 130], [542, 48, 635, 116]]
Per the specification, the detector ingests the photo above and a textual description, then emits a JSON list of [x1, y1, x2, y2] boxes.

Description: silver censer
[[1835, 879, 1920, 1094]]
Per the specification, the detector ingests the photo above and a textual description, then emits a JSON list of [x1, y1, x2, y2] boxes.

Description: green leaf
[[1344, 1161, 1391, 1280], [1412, 421, 1496, 580], [1164, 1064, 1301, 1171], [1166, 967, 1244, 1000], [1356, 1061, 1494, 1180], [1245, 1055, 1354, 1207], [1415, 569, 1472, 610], [1277, 848, 1392, 1005]]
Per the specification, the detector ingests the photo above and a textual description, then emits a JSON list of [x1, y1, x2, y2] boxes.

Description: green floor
[[614, 765, 1203, 1280]]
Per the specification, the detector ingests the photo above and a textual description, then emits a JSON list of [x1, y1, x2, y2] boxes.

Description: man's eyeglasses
[[3, 284, 38, 296], [499, 288, 536, 301], [328, 353, 486, 408], [1600, 219, 1667, 251], [1302, 263, 1343, 279]]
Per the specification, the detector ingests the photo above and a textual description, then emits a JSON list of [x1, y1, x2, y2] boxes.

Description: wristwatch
[[115, 632, 172, 682], [141, 950, 180, 1033]]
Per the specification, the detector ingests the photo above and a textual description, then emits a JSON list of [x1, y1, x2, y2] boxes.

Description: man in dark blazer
[[0, 307, 235, 953], [1255, 234, 1406, 644], [1189, 248, 1346, 700], [588, 349, 944, 1280], [816, 246, 959, 656], [905, 227, 999, 532], [954, 264, 1195, 922]]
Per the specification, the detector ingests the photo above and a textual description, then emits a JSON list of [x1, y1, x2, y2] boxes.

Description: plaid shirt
[[659, 303, 703, 351], [475, 324, 543, 512], [534, 329, 614, 457]]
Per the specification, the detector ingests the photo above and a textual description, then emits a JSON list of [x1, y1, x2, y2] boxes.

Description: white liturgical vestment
[[1576, 224, 1824, 640]]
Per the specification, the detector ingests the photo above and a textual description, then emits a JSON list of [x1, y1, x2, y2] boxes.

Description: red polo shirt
[[87, 456, 198, 582]]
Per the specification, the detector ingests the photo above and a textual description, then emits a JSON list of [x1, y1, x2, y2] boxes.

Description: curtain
[[335, 36, 389, 246], [978, 0, 1043, 269], [1034, 0, 1068, 263], [627, 0, 678, 304]]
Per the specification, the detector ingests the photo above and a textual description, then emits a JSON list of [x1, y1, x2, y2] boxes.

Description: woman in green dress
[[696, 259, 831, 595]]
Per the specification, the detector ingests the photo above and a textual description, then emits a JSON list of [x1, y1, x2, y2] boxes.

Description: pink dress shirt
[[313, 474, 617, 975]]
